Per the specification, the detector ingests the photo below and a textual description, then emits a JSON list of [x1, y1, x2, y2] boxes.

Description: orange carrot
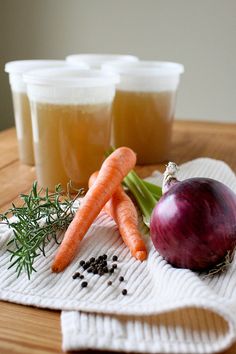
[[51, 147, 136, 272], [89, 171, 147, 261]]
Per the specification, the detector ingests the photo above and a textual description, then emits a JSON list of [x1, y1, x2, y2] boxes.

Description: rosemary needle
[[0, 181, 83, 279]]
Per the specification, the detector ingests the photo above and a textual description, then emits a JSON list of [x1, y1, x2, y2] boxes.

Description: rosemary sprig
[[0, 182, 83, 279]]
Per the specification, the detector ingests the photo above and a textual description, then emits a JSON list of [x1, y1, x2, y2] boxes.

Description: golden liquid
[[112, 90, 176, 164], [31, 102, 112, 191], [12, 92, 35, 165]]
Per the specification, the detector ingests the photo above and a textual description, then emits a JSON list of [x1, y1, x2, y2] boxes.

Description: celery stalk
[[123, 170, 162, 227], [142, 179, 162, 199]]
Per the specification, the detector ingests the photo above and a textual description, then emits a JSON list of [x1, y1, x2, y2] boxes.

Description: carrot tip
[[51, 263, 60, 273], [135, 251, 147, 261]]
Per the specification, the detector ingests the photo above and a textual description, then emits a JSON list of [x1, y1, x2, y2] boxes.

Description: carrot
[[51, 147, 136, 272], [89, 171, 147, 261]]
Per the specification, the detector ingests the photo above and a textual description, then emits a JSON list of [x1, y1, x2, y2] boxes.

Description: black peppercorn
[[119, 276, 124, 282], [80, 260, 85, 266], [122, 289, 127, 295], [81, 281, 88, 288], [72, 272, 80, 279], [112, 255, 118, 261], [112, 263, 117, 269], [107, 281, 112, 286]]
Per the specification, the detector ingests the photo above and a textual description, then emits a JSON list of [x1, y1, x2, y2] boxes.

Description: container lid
[[5, 59, 88, 74], [102, 60, 184, 77], [23, 67, 120, 87], [66, 54, 139, 68]]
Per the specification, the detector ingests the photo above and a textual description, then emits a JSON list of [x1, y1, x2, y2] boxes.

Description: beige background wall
[[1, 0, 236, 130]]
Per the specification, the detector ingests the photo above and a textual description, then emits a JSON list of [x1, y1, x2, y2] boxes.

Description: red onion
[[150, 162, 236, 271]]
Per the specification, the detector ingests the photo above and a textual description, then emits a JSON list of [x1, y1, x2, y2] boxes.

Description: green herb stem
[[0, 182, 82, 279]]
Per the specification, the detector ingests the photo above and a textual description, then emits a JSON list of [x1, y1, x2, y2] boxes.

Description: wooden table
[[0, 120, 235, 354]]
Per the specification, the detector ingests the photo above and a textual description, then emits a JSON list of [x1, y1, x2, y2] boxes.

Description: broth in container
[[24, 68, 118, 191], [5, 60, 88, 165], [102, 61, 184, 164]]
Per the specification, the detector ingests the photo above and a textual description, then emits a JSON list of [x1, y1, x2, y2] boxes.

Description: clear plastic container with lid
[[102, 61, 184, 164], [24, 67, 119, 190], [65, 53, 139, 69], [5, 60, 88, 165]]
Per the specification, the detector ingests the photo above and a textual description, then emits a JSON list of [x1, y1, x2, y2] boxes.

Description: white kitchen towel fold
[[61, 309, 235, 354], [0, 158, 236, 353]]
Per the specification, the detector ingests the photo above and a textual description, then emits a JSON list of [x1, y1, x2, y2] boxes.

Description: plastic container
[[66, 54, 139, 69], [5, 60, 88, 165], [24, 67, 119, 191], [102, 61, 184, 164]]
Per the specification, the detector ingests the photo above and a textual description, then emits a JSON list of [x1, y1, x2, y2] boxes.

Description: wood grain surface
[[0, 120, 235, 354]]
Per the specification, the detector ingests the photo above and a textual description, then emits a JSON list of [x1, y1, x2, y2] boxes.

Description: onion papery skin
[[150, 178, 236, 271]]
